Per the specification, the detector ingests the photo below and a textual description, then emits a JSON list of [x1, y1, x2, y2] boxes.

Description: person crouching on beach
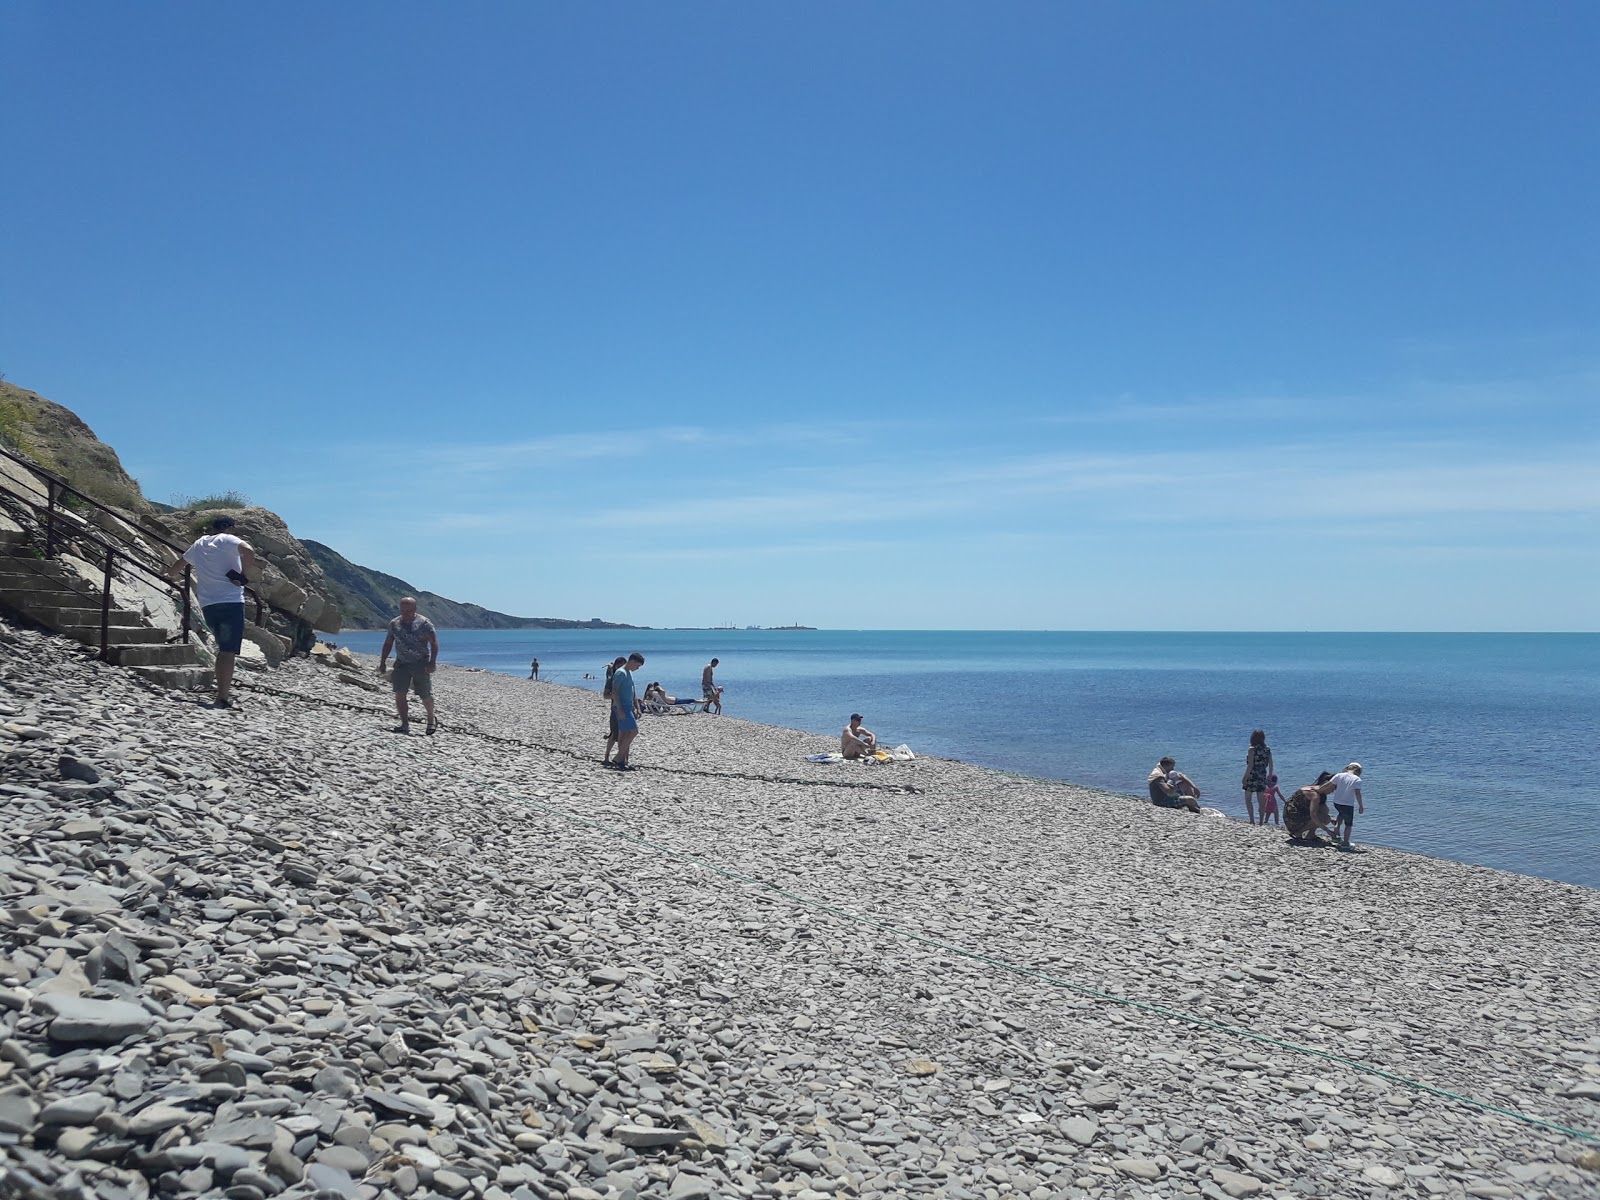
[[607, 652, 646, 770], [1285, 772, 1339, 843], [1148, 757, 1202, 813], [1328, 762, 1365, 849], [1260, 773, 1286, 827], [842, 714, 877, 760]]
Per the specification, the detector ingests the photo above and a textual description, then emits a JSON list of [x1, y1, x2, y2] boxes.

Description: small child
[[1260, 773, 1285, 827]]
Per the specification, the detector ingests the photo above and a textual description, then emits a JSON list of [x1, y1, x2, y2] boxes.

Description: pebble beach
[[2, 624, 1598, 1200]]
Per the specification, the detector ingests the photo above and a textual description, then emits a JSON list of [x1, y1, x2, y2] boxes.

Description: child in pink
[[1260, 774, 1285, 827]]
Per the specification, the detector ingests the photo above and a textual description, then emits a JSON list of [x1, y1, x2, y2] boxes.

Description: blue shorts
[[202, 602, 245, 655], [616, 708, 639, 734]]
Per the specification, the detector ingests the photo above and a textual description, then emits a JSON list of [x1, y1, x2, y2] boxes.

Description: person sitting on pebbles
[[841, 714, 878, 760], [1148, 756, 1202, 813]]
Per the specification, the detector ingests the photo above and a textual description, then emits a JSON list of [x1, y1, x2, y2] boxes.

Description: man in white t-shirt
[[1328, 763, 1365, 848], [164, 515, 256, 708]]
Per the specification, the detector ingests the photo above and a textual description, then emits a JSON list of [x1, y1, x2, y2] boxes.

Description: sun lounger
[[641, 698, 708, 716]]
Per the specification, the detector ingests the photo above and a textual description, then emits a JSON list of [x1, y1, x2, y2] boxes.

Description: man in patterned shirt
[[377, 596, 439, 735]]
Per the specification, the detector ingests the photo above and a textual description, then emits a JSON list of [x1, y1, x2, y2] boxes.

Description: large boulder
[[158, 506, 342, 634]]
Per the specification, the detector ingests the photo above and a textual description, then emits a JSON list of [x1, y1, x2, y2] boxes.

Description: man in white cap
[[1328, 762, 1365, 848]]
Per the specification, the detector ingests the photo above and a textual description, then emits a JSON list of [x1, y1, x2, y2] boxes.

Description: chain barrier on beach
[[236, 681, 921, 796], [233, 679, 1598, 1146]]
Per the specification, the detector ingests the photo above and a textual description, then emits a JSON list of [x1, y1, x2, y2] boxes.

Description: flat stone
[[128, 1103, 194, 1135], [668, 1173, 715, 1200], [613, 1123, 691, 1148], [58, 756, 101, 783], [1081, 1081, 1122, 1110], [1363, 1165, 1404, 1188], [305, 1162, 356, 1196], [38, 1092, 113, 1125], [363, 1089, 435, 1120], [38, 995, 155, 1045], [1114, 1159, 1162, 1181], [1213, 1168, 1265, 1197], [1061, 1116, 1097, 1146], [0, 1090, 39, 1134]]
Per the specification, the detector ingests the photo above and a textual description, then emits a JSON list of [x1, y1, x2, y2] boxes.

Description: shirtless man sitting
[[1148, 756, 1202, 813], [841, 714, 877, 760]]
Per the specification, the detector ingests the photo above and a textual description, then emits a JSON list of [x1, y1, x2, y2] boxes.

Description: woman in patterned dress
[[1241, 729, 1274, 825]]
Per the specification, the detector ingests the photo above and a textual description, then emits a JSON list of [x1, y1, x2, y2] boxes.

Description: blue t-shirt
[[612, 668, 636, 711]]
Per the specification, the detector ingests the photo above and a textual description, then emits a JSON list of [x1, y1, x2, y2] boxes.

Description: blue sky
[[3, 2, 1595, 630]]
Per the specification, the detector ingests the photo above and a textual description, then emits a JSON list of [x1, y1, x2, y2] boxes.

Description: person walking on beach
[[1241, 729, 1275, 825], [1148, 757, 1202, 813], [1328, 762, 1365, 849], [608, 652, 645, 769], [164, 515, 256, 709], [530, 657, 540, 680], [377, 597, 439, 735], [601, 656, 626, 764], [842, 714, 877, 760], [702, 657, 722, 715]]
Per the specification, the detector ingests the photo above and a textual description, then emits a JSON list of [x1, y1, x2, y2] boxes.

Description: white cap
[[1346, 762, 1362, 773]]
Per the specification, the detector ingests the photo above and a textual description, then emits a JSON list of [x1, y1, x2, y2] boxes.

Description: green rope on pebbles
[[509, 798, 1600, 1147], [236, 680, 1597, 1145]]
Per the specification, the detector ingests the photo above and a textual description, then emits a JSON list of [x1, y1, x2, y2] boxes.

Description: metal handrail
[[0, 442, 284, 656]]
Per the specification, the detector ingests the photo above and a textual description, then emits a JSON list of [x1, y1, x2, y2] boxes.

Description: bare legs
[[1244, 790, 1259, 825], [214, 652, 236, 705]]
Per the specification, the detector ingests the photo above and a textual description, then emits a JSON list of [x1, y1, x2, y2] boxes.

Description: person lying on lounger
[[643, 683, 707, 708]]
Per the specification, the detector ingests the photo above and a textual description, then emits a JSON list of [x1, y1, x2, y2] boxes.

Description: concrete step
[[109, 643, 203, 668], [127, 665, 213, 691], [31, 605, 146, 628], [0, 573, 88, 601], [59, 624, 169, 646]]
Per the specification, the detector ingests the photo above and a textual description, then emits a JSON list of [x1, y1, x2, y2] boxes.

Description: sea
[[333, 629, 1600, 890]]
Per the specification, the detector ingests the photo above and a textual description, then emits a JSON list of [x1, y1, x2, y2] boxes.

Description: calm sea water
[[335, 629, 1600, 889]]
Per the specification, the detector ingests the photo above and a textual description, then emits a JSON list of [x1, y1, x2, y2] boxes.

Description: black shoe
[[393, 723, 410, 735], [426, 721, 437, 736]]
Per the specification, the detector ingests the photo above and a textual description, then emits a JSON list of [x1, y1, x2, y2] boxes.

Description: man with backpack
[[601, 656, 627, 765]]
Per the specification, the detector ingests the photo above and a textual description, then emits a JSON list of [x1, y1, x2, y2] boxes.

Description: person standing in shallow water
[[1241, 729, 1275, 825], [702, 657, 722, 715], [529, 657, 539, 680], [377, 597, 439, 735]]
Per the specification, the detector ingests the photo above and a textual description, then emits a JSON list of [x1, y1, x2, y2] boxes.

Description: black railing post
[[182, 564, 192, 643], [100, 547, 114, 663], [44, 479, 58, 557]]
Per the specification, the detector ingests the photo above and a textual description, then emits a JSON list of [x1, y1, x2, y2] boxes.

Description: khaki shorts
[[392, 660, 433, 699]]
